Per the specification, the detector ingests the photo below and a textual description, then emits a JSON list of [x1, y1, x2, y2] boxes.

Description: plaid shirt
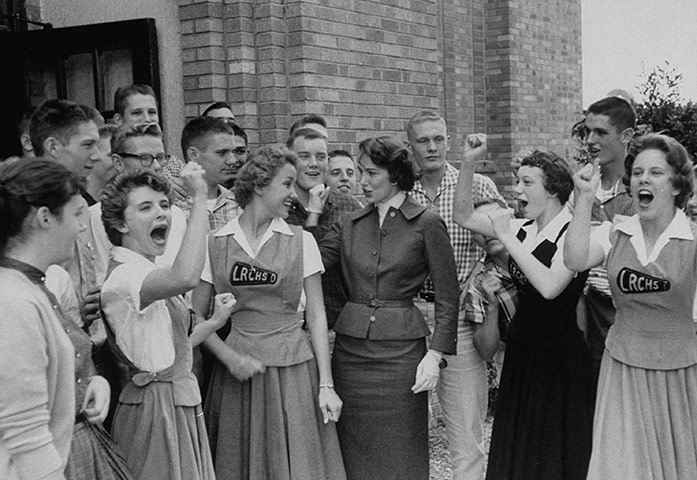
[[411, 163, 506, 293], [286, 192, 363, 328], [463, 256, 518, 344], [207, 185, 243, 232], [161, 153, 185, 178]]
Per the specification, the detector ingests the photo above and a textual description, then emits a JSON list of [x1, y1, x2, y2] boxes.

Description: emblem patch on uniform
[[617, 268, 670, 294], [230, 262, 278, 285], [509, 261, 528, 286]]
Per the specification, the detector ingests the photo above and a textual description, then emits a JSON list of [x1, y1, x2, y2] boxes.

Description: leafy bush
[[635, 63, 697, 162]]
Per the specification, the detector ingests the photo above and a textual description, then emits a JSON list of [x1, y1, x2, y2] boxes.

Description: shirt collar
[[353, 192, 426, 222], [112, 246, 158, 266], [615, 208, 694, 240], [411, 162, 457, 196], [527, 205, 573, 242], [377, 191, 407, 219], [214, 216, 295, 238]]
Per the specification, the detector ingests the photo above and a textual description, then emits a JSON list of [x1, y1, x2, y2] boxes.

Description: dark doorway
[[1, 18, 160, 159]]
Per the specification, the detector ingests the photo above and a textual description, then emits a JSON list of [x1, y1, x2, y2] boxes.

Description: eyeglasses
[[115, 152, 171, 167], [233, 147, 249, 156]]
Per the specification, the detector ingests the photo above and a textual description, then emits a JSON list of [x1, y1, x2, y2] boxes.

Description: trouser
[[415, 298, 488, 480], [437, 346, 487, 480]]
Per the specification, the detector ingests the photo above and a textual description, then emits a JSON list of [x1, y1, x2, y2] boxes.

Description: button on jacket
[[320, 195, 459, 354]]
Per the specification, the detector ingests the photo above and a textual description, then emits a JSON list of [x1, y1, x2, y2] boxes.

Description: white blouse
[[101, 247, 176, 372], [590, 209, 697, 320], [201, 217, 324, 310]]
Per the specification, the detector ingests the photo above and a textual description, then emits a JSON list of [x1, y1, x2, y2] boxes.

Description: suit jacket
[[320, 195, 458, 354]]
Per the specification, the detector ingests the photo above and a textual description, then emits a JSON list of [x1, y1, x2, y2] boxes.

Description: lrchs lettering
[[617, 268, 669, 294], [230, 262, 278, 285]]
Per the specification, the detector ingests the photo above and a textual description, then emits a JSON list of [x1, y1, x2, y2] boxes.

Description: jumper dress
[[102, 259, 215, 480], [587, 221, 697, 479], [485, 220, 594, 480], [204, 225, 346, 480]]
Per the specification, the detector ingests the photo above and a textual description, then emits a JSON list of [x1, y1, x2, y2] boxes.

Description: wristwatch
[[439, 358, 448, 369]]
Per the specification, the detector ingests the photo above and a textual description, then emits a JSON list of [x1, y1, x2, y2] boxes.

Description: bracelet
[[319, 383, 335, 389]]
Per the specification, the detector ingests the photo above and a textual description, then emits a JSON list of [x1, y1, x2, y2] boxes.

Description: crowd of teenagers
[[1, 84, 697, 480]]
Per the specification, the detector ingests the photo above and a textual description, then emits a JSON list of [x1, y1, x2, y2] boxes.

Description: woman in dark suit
[[320, 136, 459, 480]]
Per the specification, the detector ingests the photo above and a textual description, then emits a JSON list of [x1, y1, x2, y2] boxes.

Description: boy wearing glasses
[[89, 122, 187, 284]]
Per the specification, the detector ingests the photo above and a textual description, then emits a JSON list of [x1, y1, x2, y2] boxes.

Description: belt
[[418, 291, 435, 302], [350, 299, 414, 308]]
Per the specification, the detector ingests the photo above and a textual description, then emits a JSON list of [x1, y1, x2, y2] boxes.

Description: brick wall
[[485, 0, 583, 195], [179, 0, 582, 197]]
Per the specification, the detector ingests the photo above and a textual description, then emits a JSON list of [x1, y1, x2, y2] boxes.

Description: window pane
[[27, 51, 57, 106], [65, 52, 95, 106], [103, 49, 133, 110]]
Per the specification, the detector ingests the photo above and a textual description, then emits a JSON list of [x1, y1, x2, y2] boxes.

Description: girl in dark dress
[[453, 136, 594, 480]]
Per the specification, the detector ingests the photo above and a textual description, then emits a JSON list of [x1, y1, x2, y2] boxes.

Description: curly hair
[[358, 136, 421, 191], [233, 146, 298, 209], [520, 150, 574, 204], [100, 169, 171, 246], [622, 134, 694, 209]]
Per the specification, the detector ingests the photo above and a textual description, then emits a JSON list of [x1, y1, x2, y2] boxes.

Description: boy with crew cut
[[285, 127, 362, 331], [581, 96, 636, 382]]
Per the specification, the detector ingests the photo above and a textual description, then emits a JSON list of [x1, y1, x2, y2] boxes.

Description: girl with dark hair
[[566, 134, 697, 479], [0, 159, 132, 480], [454, 136, 594, 480], [194, 146, 345, 480], [100, 165, 235, 480], [320, 136, 459, 480]]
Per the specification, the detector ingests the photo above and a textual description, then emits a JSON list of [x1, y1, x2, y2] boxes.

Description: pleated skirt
[[332, 334, 428, 480], [485, 338, 594, 480], [66, 422, 132, 480], [587, 350, 697, 480], [205, 356, 346, 480], [111, 383, 214, 480]]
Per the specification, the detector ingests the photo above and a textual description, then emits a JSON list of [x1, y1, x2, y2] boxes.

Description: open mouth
[[518, 199, 528, 210], [637, 190, 654, 208], [337, 184, 351, 193], [150, 225, 168, 245], [588, 148, 600, 157]]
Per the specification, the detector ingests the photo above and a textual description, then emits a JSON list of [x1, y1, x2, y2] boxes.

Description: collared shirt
[[585, 179, 635, 296], [463, 257, 518, 350], [377, 191, 406, 226], [513, 206, 575, 276], [464, 257, 517, 324], [207, 185, 242, 232], [201, 217, 324, 310], [411, 163, 506, 292], [101, 246, 176, 372], [286, 191, 363, 327], [177, 184, 241, 231], [591, 209, 697, 320]]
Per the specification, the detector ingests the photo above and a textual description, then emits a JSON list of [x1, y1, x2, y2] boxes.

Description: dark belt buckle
[[420, 292, 435, 303]]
